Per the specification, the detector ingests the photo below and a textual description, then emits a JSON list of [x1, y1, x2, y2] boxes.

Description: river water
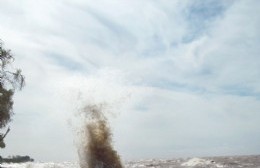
[[1, 155, 259, 168]]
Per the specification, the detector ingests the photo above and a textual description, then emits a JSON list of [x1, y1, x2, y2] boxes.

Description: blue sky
[[0, 0, 260, 162]]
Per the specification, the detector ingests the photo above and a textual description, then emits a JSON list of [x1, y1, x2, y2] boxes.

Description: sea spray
[[79, 104, 123, 168], [61, 70, 129, 168]]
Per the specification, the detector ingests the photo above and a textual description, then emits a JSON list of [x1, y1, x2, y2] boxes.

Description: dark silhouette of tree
[[0, 40, 25, 129]]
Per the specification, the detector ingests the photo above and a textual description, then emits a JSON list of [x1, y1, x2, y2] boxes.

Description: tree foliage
[[0, 40, 25, 128]]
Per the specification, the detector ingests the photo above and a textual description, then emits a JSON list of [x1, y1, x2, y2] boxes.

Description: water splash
[[79, 104, 123, 168]]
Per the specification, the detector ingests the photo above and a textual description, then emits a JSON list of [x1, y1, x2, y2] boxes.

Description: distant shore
[[0, 155, 34, 163]]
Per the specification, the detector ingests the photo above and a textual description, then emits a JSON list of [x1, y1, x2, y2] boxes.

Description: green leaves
[[0, 40, 25, 129], [0, 85, 14, 128]]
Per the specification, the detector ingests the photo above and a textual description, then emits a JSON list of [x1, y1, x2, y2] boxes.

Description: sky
[[0, 0, 260, 162]]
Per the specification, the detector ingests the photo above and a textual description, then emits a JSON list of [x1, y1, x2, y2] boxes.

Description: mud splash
[[79, 104, 123, 168]]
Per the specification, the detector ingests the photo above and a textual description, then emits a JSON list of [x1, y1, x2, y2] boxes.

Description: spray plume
[[79, 104, 123, 168], [63, 70, 129, 168]]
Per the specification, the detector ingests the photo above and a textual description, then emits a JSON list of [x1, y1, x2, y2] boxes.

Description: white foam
[[181, 158, 209, 166], [0, 162, 80, 168], [181, 158, 225, 167]]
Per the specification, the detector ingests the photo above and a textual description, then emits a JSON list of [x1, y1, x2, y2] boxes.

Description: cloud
[[114, 87, 260, 159], [0, 0, 259, 162]]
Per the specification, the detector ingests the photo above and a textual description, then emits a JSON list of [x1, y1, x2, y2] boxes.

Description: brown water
[[125, 155, 260, 168], [79, 104, 123, 168]]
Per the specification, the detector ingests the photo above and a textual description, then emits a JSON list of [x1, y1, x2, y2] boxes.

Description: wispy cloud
[[0, 0, 259, 161]]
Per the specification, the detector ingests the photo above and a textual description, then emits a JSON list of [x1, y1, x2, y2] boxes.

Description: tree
[[0, 40, 25, 129]]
